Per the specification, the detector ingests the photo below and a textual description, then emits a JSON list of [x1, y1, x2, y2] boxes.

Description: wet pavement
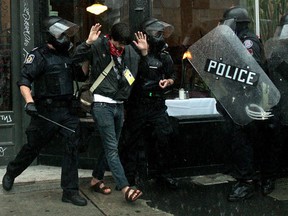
[[140, 177, 288, 216], [1, 165, 288, 215]]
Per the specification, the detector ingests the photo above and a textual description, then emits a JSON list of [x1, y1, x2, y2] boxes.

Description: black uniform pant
[[121, 98, 173, 183], [6, 106, 80, 193], [231, 118, 282, 181]]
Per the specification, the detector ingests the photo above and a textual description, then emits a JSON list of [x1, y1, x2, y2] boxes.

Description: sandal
[[125, 187, 143, 202], [91, 180, 111, 195]]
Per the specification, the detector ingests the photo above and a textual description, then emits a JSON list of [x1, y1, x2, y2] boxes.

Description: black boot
[[228, 181, 255, 202], [2, 173, 15, 191], [62, 191, 87, 206], [261, 179, 275, 195]]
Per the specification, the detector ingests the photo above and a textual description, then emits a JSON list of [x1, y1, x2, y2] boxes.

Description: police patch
[[243, 40, 253, 49], [25, 54, 35, 64]]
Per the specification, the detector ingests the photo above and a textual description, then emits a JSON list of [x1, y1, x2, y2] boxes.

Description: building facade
[[0, 0, 286, 170]]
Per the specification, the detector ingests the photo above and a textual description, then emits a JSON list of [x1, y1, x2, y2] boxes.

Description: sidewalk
[[1, 165, 288, 215], [0, 165, 171, 216]]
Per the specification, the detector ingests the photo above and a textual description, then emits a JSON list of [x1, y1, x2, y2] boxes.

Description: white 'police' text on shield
[[204, 59, 259, 86]]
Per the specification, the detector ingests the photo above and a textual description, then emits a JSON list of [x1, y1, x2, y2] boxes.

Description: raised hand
[[86, 23, 102, 45], [133, 31, 148, 56]]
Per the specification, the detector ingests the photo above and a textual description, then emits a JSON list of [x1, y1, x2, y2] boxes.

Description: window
[[49, 0, 129, 46], [151, 0, 288, 96]]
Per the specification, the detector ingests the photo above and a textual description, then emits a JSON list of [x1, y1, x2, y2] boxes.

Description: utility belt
[[141, 91, 163, 98], [35, 98, 71, 107], [135, 95, 165, 106]]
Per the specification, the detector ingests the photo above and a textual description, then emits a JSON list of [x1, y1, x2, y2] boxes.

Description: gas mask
[[48, 33, 71, 53], [147, 31, 167, 53], [43, 16, 79, 53], [142, 18, 174, 53]]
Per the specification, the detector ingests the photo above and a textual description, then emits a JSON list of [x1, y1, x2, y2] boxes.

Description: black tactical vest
[[140, 53, 164, 91], [34, 51, 74, 98]]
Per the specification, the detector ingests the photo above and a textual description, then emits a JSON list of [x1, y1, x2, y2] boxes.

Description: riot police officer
[[122, 18, 177, 188], [265, 13, 288, 125], [219, 6, 281, 201], [2, 16, 87, 206], [264, 12, 288, 187]]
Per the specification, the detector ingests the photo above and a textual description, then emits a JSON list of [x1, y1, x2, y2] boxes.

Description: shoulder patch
[[243, 39, 253, 49], [25, 54, 35, 64]]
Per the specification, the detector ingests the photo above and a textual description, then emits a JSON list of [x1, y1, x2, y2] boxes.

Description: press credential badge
[[124, 68, 135, 85]]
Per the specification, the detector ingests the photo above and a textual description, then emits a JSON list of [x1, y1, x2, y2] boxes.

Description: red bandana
[[107, 35, 124, 57]]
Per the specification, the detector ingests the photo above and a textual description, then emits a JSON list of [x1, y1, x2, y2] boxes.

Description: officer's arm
[[20, 85, 34, 103], [17, 49, 45, 102], [243, 38, 264, 68], [163, 54, 176, 83], [157, 54, 175, 89], [81, 61, 90, 75], [72, 60, 90, 81]]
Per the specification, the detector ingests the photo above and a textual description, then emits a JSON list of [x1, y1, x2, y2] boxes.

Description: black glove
[[24, 102, 38, 117]]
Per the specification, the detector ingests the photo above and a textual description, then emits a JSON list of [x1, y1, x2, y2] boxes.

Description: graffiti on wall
[[0, 113, 13, 157], [0, 113, 13, 123], [22, 0, 32, 62], [0, 147, 7, 157]]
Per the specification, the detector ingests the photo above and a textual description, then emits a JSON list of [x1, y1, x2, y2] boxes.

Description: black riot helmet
[[43, 16, 79, 53], [274, 13, 288, 39], [141, 18, 174, 53], [220, 6, 250, 32]]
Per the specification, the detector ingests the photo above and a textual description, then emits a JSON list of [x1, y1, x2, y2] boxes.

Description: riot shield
[[265, 38, 288, 125], [186, 25, 280, 125]]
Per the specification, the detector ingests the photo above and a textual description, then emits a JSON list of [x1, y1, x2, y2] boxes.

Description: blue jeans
[[92, 149, 108, 180], [91, 102, 129, 189]]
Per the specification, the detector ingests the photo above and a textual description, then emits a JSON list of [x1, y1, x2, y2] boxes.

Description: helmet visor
[[48, 19, 79, 38], [145, 20, 174, 38], [219, 18, 236, 31], [275, 24, 288, 39]]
